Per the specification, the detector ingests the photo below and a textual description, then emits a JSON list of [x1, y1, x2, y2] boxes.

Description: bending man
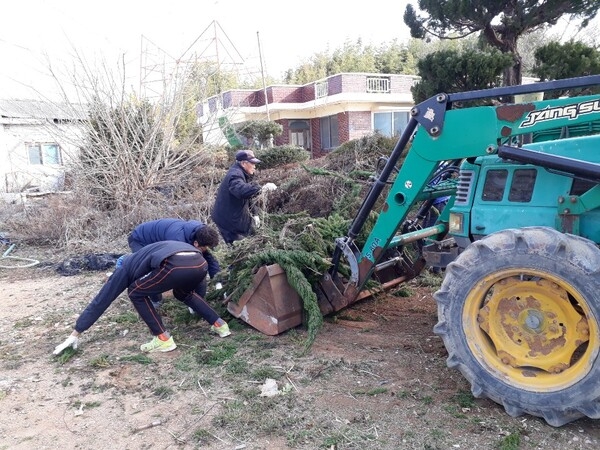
[[128, 218, 221, 306], [53, 240, 230, 356]]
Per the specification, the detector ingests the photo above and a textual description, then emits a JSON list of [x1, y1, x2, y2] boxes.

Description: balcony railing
[[315, 81, 328, 98], [366, 76, 390, 93]]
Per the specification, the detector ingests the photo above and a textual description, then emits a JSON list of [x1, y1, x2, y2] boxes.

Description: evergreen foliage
[[403, 0, 600, 86], [411, 48, 513, 103], [533, 40, 600, 98], [215, 210, 382, 352], [216, 225, 332, 352], [186, 60, 275, 98], [214, 134, 399, 350], [256, 145, 310, 169], [234, 120, 283, 148], [284, 39, 421, 84]]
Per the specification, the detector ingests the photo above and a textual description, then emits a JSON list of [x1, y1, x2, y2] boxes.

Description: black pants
[[423, 201, 447, 228], [215, 223, 248, 245], [128, 237, 208, 305], [127, 253, 220, 335], [144, 277, 208, 307]]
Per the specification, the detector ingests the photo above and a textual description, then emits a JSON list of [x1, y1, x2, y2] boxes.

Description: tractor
[[228, 74, 600, 426]]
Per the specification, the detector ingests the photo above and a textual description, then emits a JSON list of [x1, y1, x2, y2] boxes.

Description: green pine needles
[[248, 249, 329, 352], [214, 135, 396, 350]]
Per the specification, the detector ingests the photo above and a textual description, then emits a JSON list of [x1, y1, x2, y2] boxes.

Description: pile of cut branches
[[210, 212, 347, 352], [211, 133, 397, 351]]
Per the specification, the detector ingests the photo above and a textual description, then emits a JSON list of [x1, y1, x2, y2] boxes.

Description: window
[[291, 131, 304, 147], [320, 115, 339, 149], [373, 111, 410, 137], [28, 143, 62, 165], [482, 169, 508, 201], [315, 81, 328, 98], [570, 178, 598, 196], [289, 120, 310, 150], [508, 169, 536, 202]]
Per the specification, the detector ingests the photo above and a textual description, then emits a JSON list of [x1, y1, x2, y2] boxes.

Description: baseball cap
[[235, 150, 261, 164]]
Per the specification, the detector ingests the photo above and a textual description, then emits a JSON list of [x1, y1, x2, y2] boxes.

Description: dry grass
[[2, 272, 596, 450], [0, 132, 396, 254]]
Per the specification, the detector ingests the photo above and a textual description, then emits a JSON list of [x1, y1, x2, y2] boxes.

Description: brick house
[[198, 72, 419, 158]]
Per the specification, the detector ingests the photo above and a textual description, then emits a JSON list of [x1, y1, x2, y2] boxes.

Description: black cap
[[235, 150, 261, 164]]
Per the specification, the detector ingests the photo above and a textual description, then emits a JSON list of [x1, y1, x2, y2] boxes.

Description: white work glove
[[252, 215, 261, 229], [262, 182, 277, 192], [53, 335, 79, 355], [215, 282, 223, 290]]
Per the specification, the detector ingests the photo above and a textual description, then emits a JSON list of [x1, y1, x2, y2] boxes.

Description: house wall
[[207, 97, 219, 115], [198, 72, 420, 155], [301, 84, 316, 102], [347, 111, 372, 141], [268, 86, 303, 104], [223, 91, 257, 109], [275, 120, 288, 147], [0, 121, 83, 193], [311, 118, 323, 157], [391, 75, 418, 94], [327, 74, 344, 95], [338, 112, 349, 144]]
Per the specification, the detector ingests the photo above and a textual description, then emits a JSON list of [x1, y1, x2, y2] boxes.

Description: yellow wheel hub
[[478, 277, 589, 373], [463, 270, 597, 391]]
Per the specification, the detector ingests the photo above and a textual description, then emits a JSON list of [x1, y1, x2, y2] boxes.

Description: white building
[[0, 99, 86, 194]]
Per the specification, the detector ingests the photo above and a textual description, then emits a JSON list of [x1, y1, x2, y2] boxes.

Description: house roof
[[0, 99, 86, 121]]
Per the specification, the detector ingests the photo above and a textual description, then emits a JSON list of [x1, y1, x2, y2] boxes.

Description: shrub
[[255, 145, 310, 169]]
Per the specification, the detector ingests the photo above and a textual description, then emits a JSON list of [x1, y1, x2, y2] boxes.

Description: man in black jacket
[[211, 150, 277, 244], [53, 240, 231, 356], [128, 218, 221, 307]]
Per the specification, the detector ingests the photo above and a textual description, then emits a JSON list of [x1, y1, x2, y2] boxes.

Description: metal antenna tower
[[139, 20, 252, 101]]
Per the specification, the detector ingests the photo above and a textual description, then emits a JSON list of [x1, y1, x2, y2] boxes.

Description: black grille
[[455, 170, 474, 205]]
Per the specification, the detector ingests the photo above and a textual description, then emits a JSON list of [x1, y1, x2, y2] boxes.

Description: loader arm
[[318, 75, 600, 312]]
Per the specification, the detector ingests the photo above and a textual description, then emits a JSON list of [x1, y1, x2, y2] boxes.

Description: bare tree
[[1, 47, 232, 250]]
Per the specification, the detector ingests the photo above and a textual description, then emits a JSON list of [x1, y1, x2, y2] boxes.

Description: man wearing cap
[[211, 149, 277, 244]]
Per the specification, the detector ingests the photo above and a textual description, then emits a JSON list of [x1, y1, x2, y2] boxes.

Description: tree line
[[279, 1, 600, 103]]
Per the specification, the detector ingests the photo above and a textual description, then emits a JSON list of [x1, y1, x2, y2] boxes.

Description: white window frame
[[27, 143, 62, 165], [373, 111, 410, 137]]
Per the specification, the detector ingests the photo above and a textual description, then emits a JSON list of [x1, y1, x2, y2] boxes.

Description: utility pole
[[257, 31, 270, 121]]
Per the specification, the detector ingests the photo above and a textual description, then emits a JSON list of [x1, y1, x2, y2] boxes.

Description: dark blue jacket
[[211, 162, 261, 236], [75, 241, 205, 333], [128, 218, 220, 277]]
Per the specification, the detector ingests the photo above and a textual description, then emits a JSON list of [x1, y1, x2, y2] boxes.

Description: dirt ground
[[1, 262, 600, 449]]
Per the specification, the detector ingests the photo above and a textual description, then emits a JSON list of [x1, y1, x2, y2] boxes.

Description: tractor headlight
[[449, 213, 464, 234]]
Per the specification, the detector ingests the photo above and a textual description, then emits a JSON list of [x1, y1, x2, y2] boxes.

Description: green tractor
[[229, 75, 600, 426]]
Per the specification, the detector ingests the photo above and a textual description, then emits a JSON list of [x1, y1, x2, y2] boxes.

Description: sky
[[0, 0, 416, 100], [0, 0, 597, 101]]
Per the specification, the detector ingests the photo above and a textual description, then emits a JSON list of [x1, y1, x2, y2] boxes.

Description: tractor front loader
[[227, 74, 600, 426]]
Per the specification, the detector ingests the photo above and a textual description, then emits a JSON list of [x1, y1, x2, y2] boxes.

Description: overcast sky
[[0, 0, 417, 99], [0, 1, 596, 101]]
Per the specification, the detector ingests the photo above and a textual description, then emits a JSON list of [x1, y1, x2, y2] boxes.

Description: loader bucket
[[226, 263, 303, 336]]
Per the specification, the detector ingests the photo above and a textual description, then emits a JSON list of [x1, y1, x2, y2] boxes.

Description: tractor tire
[[434, 226, 600, 427]]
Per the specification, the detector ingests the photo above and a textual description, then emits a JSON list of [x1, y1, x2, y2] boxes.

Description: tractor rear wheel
[[434, 227, 600, 426]]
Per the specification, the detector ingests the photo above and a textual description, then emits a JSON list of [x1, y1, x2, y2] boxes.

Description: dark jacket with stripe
[[128, 218, 220, 277], [75, 241, 205, 333], [211, 162, 261, 236]]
